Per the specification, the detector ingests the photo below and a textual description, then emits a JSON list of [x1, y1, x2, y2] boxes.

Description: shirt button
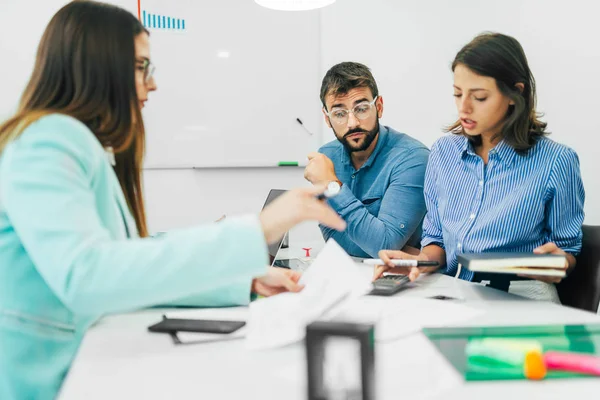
[[351, 174, 355, 179], [457, 243, 462, 249], [479, 180, 483, 186], [469, 214, 475, 219], [400, 224, 405, 229]]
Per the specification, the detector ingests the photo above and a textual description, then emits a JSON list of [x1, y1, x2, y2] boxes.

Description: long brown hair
[[446, 32, 548, 153], [0, 0, 149, 236]]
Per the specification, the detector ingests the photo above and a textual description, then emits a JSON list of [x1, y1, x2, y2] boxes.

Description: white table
[[59, 267, 600, 399]]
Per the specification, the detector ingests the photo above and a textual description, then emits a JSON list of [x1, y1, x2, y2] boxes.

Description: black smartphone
[[148, 318, 246, 334]]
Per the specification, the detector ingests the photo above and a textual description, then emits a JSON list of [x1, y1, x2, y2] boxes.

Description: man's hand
[[518, 242, 571, 284], [304, 152, 338, 185]]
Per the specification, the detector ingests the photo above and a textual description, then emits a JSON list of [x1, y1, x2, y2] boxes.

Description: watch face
[[325, 180, 341, 198]]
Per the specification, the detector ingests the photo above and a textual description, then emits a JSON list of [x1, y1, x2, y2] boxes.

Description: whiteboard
[[0, 0, 323, 169], [139, 0, 322, 168]]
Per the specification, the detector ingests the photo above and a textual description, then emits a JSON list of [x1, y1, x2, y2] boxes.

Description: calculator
[[369, 274, 410, 296]]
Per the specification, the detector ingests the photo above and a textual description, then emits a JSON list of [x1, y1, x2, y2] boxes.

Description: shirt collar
[[491, 139, 518, 165], [341, 124, 388, 169], [458, 135, 473, 157], [458, 135, 517, 165]]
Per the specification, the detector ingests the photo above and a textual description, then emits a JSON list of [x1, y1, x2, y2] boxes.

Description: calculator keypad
[[370, 274, 410, 295]]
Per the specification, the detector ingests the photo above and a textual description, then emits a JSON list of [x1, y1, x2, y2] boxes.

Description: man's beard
[[335, 119, 379, 153]]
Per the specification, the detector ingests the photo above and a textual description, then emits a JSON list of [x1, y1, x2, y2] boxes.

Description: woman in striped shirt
[[373, 33, 585, 302]]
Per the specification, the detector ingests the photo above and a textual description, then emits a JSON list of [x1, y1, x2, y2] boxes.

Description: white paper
[[331, 296, 485, 342], [245, 239, 371, 350]]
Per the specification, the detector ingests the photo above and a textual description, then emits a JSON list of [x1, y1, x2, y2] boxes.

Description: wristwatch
[[323, 180, 342, 198]]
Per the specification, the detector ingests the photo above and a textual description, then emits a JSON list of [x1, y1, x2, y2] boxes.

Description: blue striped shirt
[[421, 135, 585, 281]]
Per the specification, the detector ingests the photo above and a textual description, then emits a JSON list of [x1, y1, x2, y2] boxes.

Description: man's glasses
[[324, 96, 378, 125]]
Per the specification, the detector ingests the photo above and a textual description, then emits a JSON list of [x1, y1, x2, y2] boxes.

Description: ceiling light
[[255, 0, 336, 11]]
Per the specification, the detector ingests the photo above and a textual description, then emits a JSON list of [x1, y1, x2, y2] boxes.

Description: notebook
[[457, 253, 567, 277], [423, 324, 600, 381]]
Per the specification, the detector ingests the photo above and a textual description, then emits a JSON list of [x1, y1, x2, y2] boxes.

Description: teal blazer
[[0, 115, 268, 399]]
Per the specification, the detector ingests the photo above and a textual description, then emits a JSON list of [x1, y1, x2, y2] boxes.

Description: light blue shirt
[[422, 135, 585, 281], [0, 114, 269, 399], [319, 125, 429, 258]]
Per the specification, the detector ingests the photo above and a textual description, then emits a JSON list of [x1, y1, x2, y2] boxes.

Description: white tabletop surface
[[59, 260, 600, 399]]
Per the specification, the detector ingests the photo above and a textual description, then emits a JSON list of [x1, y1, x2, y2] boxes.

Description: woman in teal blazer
[[0, 2, 345, 399]]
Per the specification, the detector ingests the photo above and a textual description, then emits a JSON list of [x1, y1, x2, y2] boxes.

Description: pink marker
[[544, 351, 600, 376]]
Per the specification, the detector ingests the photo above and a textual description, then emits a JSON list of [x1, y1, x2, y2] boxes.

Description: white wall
[[1, 0, 598, 236], [143, 167, 322, 242], [146, 0, 599, 236], [0, 0, 67, 121], [318, 0, 600, 223]]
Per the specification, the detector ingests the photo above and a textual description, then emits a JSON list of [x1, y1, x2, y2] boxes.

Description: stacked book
[[457, 253, 567, 277]]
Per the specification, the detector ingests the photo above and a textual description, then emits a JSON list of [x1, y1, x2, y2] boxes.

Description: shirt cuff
[[327, 184, 356, 213], [557, 238, 582, 257], [421, 236, 445, 250]]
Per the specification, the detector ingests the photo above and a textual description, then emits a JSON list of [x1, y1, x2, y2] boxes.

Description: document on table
[[245, 239, 372, 350]]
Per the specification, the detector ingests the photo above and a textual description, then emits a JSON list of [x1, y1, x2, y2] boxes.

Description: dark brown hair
[[0, 0, 149, 236], [447, 32, 548, 152], [320, 62, 379, 110]]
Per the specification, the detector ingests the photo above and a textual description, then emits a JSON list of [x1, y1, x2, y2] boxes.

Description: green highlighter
[[466, 338, 545, 380], [467, 338, 542, 365]]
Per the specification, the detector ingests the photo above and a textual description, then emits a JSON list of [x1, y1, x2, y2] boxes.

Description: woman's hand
[[251, 267, 304, 297], [259, 186, 346, 244], [518, 242, 572, 284], [372, 248, 438, 282]]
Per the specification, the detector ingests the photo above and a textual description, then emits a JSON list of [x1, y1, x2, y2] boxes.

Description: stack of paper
[[245, 239, 372, 350], [166, 239, 485, 348]]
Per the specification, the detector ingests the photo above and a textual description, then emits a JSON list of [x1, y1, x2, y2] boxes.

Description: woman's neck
[[475, 132, 501, 164]]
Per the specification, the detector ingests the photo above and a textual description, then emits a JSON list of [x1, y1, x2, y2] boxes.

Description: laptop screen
[[261, 189, 287, 265]]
